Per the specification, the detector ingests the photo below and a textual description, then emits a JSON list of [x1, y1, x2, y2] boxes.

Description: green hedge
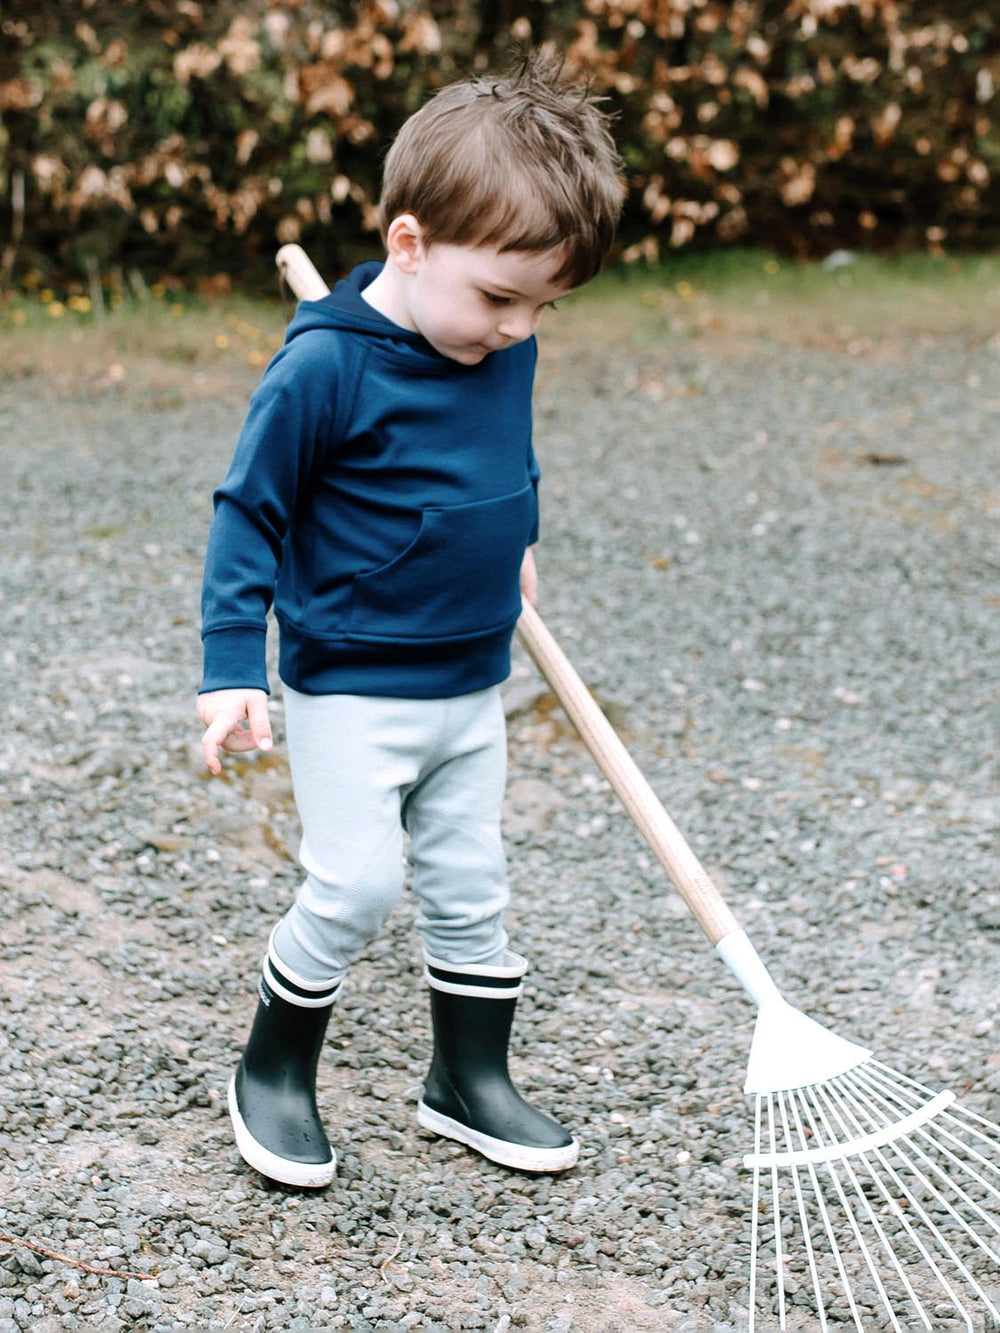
[[1, 1, 996, 290]]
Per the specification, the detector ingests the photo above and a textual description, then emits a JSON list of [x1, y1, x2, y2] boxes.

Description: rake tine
[[835, 1070, 1000, 1248], [909, 1129, 1000, 1217], [886, 1127, 1000, 1261], [801, 1085, 920, 1331], [858, 1066, 1000, 1205], [816, 1080, 972, 1319], [872, 1061, 994, 1111], [864, 1137, 1000, 1326], [947, 1101, 1000, 1142], [818, 1078, 992, 1329], [777, 1090, 831, 1330], [748, 1096, 762, 1333], [866, 1065, 1000, 1156], [864, 1061, 1000, 1146], [925, 1116, 1000, 1187], [785, 1088, 861, 1330], [847, 1075, 1000, 1249], [766, 1095, 788, 1330]]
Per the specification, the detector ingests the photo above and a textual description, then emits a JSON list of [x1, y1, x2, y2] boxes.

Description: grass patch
[[2, 250, 997, 402], [0, 291, 287, 401], [554, 248, 1000, 354]]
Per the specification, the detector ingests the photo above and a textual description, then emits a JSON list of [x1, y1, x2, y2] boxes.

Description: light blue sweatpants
[[270, 685, 510, 984]]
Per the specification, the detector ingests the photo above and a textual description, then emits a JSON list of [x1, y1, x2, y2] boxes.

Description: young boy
[[197, 53, 623, 1188]]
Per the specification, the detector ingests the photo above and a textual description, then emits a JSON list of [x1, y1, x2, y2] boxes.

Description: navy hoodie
[[200, 262, 540, 699]]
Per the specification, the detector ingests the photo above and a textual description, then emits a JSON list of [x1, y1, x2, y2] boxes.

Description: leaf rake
[[516, 599, 999, 1331], [275, 243, 1000, 1331]]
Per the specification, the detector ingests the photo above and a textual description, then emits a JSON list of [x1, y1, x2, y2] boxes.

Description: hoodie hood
[[284, 260, 439, 355]]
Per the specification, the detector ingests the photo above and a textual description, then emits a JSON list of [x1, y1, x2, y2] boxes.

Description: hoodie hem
[[277, 619, 515, 699]]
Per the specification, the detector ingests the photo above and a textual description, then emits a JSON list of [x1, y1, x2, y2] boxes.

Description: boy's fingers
[[246, 695, 273, 751], [199, 693, 271, 773], [201, 707, 245, 772], [219, 728, 259, 754], [201, 721, 226, 774]]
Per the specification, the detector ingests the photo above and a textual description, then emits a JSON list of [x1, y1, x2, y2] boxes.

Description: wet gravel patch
[[1, 316, 998, 1330]]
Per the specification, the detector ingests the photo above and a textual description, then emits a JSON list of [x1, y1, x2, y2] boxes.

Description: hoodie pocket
[[348, 486, 534, 642]]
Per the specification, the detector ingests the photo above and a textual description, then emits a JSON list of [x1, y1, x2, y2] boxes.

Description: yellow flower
[[10, 308, 27, 326], [40, 288, 55, 303], [48, 301, 66, 318], [215, 334, 230, 349], [68, 295, 92, 313], [764, 258, 780, 274], [675, 281, 695, 300]]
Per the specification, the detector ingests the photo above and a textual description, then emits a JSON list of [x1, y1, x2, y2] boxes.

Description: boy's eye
[[481, 292, 511, 307]]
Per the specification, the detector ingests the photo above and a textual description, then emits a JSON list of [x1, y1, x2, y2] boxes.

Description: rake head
[[715, 932, 1000, 1329], [745, 1055, 1000, 1331]]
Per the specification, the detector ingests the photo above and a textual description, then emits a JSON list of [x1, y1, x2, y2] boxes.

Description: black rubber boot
[[228, 945, 341, 1188], [417, 951, 579, 1173]]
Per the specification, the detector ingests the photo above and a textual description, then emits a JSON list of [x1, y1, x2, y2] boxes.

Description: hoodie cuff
[[199, 626, 270, 694]]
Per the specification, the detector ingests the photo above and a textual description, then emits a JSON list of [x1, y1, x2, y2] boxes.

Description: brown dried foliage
[[0, 0, 996, 287]]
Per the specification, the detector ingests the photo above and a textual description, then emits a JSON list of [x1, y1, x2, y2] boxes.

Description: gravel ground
[[1, 296, 998, 1331]]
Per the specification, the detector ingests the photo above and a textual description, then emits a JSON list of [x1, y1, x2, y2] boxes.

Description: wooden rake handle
[[274, 245, 740, 946], [277, 243, 332, 301], [515, 602, 741, 946]]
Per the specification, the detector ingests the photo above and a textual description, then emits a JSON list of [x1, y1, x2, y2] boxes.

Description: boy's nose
[[498, 307, 539, 341]]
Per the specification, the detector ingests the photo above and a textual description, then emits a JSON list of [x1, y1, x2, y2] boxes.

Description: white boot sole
[[228, 1075, 336, 1188], [417, 1101, 579, 1173]]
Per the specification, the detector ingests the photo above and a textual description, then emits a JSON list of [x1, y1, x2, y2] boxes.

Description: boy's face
[[395, 229, 573, 365]]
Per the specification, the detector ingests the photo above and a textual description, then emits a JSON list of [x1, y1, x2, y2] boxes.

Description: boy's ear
[[385, 214, 426, 275]]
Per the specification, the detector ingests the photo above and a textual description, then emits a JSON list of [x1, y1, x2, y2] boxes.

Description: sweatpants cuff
[[423, 949, 527, 1000], [263, 928, 342, 1008]]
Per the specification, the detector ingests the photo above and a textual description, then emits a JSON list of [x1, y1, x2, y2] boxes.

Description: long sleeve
[[199, 335, 338, 693]]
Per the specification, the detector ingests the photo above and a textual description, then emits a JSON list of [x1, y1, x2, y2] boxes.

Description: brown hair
[[378, 51, 624, 288]]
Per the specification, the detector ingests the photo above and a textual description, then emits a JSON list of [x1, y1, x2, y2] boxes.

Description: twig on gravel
[[0, 1235, 156, 1282], [378, 1225, 403, 1284]]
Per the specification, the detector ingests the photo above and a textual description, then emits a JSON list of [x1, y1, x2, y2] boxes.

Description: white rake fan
[[275, 244, 1000, 1330]]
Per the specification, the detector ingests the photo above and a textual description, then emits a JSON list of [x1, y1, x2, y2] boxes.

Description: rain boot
[[417, 950, 579, 1173], [228, 938, 341, 1188]]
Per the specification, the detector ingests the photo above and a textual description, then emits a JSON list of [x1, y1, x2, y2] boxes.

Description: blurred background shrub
[[0, 0, 996, 290]]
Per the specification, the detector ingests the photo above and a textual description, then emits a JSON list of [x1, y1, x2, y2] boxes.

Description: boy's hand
[[197, 689, 273, 775], [520, 546, 538, 607]]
